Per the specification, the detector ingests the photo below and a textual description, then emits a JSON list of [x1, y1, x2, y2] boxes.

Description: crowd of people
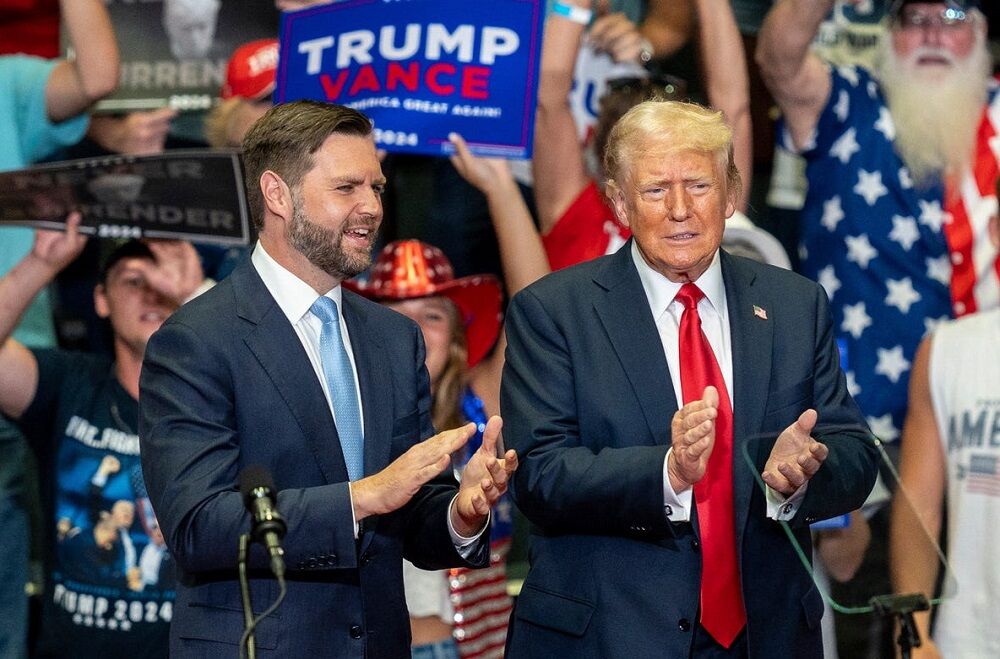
[[0, 1, 997, 658]]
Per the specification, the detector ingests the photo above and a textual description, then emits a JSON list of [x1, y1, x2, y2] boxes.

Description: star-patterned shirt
[[786, 65, 1000, 444]]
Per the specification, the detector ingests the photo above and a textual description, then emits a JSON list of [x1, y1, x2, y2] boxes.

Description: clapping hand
[[452, 416, 518, 536], [762, 409, 828, 496]]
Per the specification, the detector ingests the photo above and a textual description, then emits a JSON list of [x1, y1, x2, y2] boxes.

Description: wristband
[[552, 1, 593, 25]]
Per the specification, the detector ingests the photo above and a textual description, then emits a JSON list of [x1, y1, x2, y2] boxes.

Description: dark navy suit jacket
[[500, 244, 878, 658], [139, 258, 487, 658]]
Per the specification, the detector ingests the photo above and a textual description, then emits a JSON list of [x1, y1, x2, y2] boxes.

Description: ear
[[94, 284, 110, 319], [260, 170, 294, 224], [606, 180, 631, 230], [725, 195, 737, 220]]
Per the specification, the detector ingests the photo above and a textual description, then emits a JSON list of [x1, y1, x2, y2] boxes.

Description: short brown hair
[[241, 100, 373, 230]]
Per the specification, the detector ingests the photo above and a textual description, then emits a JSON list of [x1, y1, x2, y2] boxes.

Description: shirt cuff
[[447, 495, 489, 553], [662, 448, 693, 522], [766, 482, 809, 520], [348, 482, 359, 539]]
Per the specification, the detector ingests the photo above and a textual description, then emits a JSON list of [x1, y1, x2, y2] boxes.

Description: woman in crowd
[[348, 134, 549, 659]]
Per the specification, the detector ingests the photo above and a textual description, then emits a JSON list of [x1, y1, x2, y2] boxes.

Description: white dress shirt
[[630, 242, 803, 522], [251, 243, 482, 546]]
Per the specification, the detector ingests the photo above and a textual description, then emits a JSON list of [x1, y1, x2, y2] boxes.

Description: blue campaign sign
[[276, 0, 544, 158]]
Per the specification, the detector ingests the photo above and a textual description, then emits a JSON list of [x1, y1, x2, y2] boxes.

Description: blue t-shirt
[[0, 55, 89, 348], [788, 65, 982, 444]]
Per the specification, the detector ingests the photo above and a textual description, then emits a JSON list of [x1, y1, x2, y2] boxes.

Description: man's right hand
[[350, 422, 477, 521], [667, 386, 719, 492]]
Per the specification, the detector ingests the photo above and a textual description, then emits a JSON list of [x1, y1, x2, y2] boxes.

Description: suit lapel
[[341, 292, 393, 479], [720, 252, 773, 543], [233, 260, 348, 485], [592, 244, 677, 445]]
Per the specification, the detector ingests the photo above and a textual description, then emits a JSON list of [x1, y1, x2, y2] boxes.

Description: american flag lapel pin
[[753, 305, 768, 320]]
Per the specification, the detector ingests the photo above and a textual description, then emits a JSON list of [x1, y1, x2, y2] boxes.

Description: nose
[[667, 186, 691, 221], [357, 186, 382, 219], [921, 23, 946, 48], [141, 282, 170, 306]]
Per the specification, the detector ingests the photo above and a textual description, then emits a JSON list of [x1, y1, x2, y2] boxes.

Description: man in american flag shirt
[[757, 0, 999, 447]]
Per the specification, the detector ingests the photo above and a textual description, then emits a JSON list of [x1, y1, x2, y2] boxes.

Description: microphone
[[239, 466, 287, 579]]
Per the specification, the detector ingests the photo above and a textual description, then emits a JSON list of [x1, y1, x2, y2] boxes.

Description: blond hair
[[603, 100, 741, 203], [430, 300, 469, 433]]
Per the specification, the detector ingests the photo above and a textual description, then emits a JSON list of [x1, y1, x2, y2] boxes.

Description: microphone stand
[[238, 535, 287, 659], [238, 533, 256, 659], [869, 593, 930, 659]]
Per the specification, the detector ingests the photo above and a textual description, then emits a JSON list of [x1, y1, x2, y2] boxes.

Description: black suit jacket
[[139, 258, 488, 658], [500, 244, 878, 658]]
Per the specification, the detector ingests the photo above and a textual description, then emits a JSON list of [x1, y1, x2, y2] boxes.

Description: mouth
[[343, 225, 375, 246], [666, 232, 699, 242], [916, 55, 953, 67]]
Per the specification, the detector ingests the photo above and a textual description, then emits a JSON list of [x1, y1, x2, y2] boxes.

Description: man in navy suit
[[139, 101, 516, 658], [501, 100, 879, 658]]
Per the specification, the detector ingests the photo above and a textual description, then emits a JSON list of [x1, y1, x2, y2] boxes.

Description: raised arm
[[532, 0, 594, 235], [889, 336, 946, 656], [0, 215, 87, 419], [45, 0, 119, 122], [449, 133, 550, 409], [755, 0, 834, 150], [695, 0, 751, 211], [639, 0, 694, 59]]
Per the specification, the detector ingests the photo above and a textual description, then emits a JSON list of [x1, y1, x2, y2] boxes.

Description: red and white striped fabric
[[943, 79, 1000, 317], [449, 539, 512, 659]]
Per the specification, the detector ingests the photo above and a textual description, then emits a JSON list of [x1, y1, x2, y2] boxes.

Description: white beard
[[877, 32, 991, 187]]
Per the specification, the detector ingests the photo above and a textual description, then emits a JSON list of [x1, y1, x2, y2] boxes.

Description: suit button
[[678, 618, 691, 632], [350, 625, 363, 639], [691, 538, 700, 551], [306, 558, 318, 568]]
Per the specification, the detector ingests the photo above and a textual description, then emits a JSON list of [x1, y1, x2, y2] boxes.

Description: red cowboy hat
[[345, 240, 503, 368]]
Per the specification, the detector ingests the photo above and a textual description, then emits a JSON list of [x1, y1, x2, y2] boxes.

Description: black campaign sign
[[0, 150, 250, 246]]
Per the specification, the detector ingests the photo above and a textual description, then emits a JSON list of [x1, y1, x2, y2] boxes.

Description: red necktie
[[675, 283, 746, 647]]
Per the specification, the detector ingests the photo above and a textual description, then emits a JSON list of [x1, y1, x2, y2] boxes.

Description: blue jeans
[[411, 638, 459, 659]]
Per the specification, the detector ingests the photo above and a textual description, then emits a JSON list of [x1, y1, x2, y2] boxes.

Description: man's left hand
[[452, 415, 519, 537], [762, 409, 828, 496]]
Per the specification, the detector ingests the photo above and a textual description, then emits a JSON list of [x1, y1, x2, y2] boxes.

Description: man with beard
[[756, 0, 1000, 449], [138, 101, 518, 658]]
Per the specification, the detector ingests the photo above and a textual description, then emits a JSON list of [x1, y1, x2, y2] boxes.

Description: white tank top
[[928, 309, 1000, 658]]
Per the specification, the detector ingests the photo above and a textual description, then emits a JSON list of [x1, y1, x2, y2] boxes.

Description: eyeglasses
[[606, 74, 688, 100], [895, 7, 970, 31]]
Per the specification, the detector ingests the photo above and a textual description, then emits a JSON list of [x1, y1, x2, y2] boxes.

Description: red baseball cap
[[221, 39, 279, 101]]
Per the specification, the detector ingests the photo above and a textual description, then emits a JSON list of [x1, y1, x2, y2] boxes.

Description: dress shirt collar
[[630, 241, 725, 317], [251, 241, 343, 324]]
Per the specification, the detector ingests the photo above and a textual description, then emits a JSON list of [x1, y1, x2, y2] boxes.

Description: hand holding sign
[[31, 212, 89, 274], [448, 133, 512, 195]]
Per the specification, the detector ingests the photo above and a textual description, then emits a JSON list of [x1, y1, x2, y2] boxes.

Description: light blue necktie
[[310, 296, 364, 481]]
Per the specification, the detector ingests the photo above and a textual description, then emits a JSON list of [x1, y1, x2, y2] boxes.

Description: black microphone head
[[239, 465, 276, 507]]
